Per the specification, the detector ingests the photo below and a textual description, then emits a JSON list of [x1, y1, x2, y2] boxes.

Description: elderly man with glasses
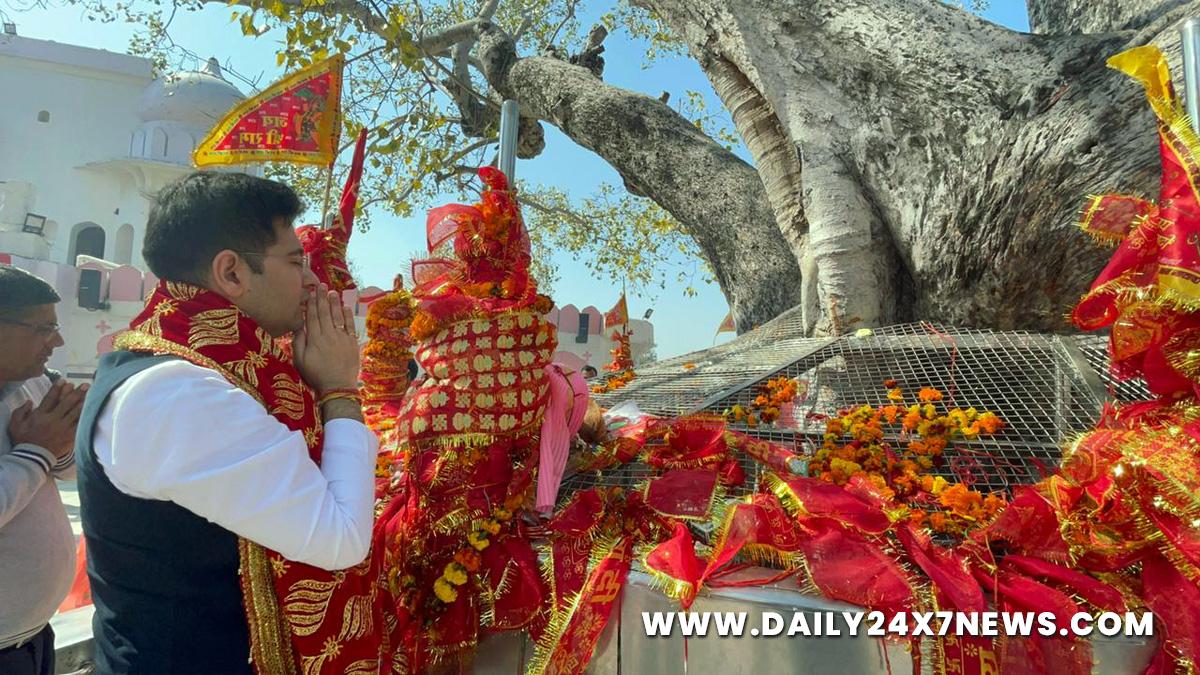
[[0, 264, 88, 675]]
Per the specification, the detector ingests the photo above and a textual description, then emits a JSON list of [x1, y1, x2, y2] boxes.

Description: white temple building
[[0, 26, 653, 380], [0, 27, 271, 379]]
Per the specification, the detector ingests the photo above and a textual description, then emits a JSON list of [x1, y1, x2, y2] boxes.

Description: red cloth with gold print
[[369, 167, 553, 672], [114, 281, 385, 675]]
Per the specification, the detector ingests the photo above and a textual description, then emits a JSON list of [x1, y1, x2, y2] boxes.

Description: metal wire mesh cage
[[574, 309, 1149, 502]]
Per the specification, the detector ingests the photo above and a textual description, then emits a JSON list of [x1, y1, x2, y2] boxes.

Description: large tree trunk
[[474, 25, 804, 330], [637, 0, 1199, 334], [1028, 0, 1189, 34]]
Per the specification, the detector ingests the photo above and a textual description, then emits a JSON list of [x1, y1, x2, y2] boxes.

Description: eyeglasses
[[0, 318, 61, 338], [234, 251, 311, 268]]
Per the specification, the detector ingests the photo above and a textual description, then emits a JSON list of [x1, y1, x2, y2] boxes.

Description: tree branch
[[520, 193, 591, 227], [545, 0, 580, 48], [474, 22, 804, 328]]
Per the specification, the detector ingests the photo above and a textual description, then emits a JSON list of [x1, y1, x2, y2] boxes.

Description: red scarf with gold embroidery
[[115, 281, 383, 675]]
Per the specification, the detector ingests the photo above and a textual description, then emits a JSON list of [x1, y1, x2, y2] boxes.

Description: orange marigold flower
[[409, 311, 440, 341], [928, 512, 949, 532], [976, 412, 1004, 434], [454, 549, 482, 572], [918, 387, 944, 403], [939, 483, 983, 513]]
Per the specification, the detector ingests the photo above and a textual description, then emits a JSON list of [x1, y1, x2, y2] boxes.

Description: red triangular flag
[[604, 294, 628, 328], [193, 55, 343, 167], [716, 310, 735, 335]]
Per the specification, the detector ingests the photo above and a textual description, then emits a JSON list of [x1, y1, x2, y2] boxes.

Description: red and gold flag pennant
[[604, 294, 628, 328], [193, 54, 344, 167], [716, 310, 736, 335]]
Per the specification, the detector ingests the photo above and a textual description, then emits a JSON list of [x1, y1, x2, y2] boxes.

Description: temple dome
[[138, 57, 243, 129]]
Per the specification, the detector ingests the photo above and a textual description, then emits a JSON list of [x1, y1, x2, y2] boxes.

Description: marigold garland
[[808, 383, 1008, 538], [433, 484, 532, 603], [724, 375, 802, 427], [592, 329, 637, 394], [359, 276, 416, 477]]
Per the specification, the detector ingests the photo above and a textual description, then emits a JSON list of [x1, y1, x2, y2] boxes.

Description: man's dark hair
[[143, 171, 304, 283], [0, 265, 60, 316]]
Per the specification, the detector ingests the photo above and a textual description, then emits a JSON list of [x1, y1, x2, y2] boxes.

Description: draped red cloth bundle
[[354, 167, 563, 672]]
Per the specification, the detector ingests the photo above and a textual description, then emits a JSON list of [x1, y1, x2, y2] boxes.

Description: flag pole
[[321, 68, 347, 230], [319, 161, 336, 229], [498, 100, 519, 180], [622, 278, 629, 336]]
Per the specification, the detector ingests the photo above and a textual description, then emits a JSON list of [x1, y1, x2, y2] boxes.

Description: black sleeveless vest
[[76, 350, 252, 674]]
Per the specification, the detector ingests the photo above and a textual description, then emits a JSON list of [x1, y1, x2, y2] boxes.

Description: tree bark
[[639, 0, 1200, 333], [1027, 0, 1185, 35], [474, 23, 804, 330]]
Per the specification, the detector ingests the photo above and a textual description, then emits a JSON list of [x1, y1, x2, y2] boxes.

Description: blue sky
[[3, 0, 1030, 358]]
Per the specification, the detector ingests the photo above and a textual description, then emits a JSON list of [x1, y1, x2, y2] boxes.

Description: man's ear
[[209, 250, 249, 298]]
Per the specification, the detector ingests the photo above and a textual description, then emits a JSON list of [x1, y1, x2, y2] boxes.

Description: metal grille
[[592, 306, 831, 417], [1071, 334, 1153, 403], [580, 318, 1131, 500]]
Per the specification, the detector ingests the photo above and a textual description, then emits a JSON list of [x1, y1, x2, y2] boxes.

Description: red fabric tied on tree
[[411, 166, 536, 325], [1142, 551, 1200, 666], [643, 523, 704, 608], [770, 474, 892, 535], [644, 468, 720, 521], [797, 520, 915, 617], [1000, 555, 1128, 613], [896, 523, 985, 613], [644, 415, 729, 470]]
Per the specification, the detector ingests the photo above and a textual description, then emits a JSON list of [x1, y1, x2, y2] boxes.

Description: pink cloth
[[536, 363, 590, 513]]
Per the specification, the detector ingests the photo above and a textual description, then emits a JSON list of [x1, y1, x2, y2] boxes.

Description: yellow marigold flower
[[443, 562, 469, 586], [468, 530, 490, 550], [829, 457, 863, 476], [887, 388, 904, 402], [434, 578, 458, 603], [482, 519, 502, 535], [493, 507, 513, 521], [929, 475, 949, 495]]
